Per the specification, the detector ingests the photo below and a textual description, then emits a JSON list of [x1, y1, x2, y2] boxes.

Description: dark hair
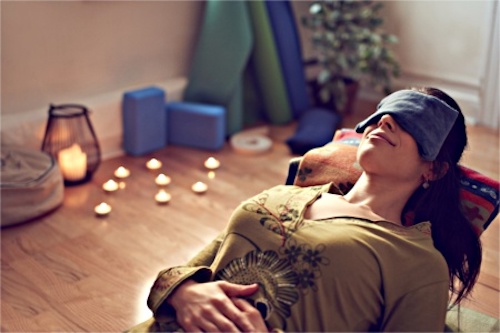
[[402, 87, 482, 305]]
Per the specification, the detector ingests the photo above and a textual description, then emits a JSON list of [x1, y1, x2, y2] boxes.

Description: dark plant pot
[[308, 77, 360, 115]]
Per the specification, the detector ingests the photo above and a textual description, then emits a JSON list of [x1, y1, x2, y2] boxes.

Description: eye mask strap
[[355, 90, 459, 161]]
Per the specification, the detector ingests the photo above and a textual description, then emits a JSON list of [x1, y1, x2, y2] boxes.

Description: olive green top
[[142, 184, 449, 332]]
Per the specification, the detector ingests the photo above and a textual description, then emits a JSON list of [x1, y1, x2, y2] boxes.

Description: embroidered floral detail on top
[[279, 239, 330, 293], [241, 185, 326, 246], [214, 250, 299, 322]]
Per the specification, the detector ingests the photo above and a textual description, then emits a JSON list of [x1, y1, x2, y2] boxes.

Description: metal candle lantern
[[41, 104, 101, 186]]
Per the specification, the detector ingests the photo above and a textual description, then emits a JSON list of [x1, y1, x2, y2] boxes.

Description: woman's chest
[[304, 192, 394, 223]]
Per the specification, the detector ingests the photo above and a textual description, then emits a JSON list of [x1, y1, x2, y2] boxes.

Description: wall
[[384, 0, 497, 126], [1, 1, 204, 157], [1, 1, 498, 160], [293, 0, 498, 127]]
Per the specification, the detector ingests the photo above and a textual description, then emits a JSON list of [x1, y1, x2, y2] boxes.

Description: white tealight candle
[[146, 158, 162, 170], [155, 189, 172, 204], [102, 179, 119, 192], [155, 173, 171, 186], [95, 202, 112, 216], [191, 181, 208, 194], [114, 166, 130, 179], [204, 157, 220, 170]]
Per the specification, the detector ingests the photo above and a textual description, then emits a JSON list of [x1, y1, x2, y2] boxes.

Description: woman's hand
[[167, 280, 268, 332]]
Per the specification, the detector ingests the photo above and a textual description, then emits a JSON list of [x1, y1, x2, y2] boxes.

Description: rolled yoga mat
[[183, 0, 253, 136], [265, 0, 310, 118], [246, 0, 293, 125]]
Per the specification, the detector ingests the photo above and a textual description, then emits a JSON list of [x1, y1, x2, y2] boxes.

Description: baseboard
[[1, 77, 187, 160], [357, 72, 483, 127]]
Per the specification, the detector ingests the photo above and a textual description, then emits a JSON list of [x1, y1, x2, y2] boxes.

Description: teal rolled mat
[[242, 60, 265, 126], [183, 0, 253, 136], [246, 0, 293, 125]]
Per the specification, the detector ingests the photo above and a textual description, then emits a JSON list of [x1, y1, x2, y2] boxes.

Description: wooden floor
[[1, 100, 499, 332]]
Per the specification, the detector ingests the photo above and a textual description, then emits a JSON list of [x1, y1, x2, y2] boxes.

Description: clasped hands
[[167, 280, 269, 332]]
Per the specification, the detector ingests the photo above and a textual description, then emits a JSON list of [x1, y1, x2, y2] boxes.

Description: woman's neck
[[343, 173, 418, 225]]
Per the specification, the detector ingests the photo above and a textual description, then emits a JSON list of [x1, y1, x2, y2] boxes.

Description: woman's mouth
[[369, 132, 396, 146]]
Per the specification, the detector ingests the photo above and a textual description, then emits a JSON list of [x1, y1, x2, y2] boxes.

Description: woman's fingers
[[232, 298, 268, 332], [220, 282, 260, 298]]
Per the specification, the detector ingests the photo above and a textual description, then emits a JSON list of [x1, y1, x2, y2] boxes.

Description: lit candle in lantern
[[58, 143, 87, 182], [191, 181, 208, 194], [94, 202, 112, 216], [114, 166, 130, 179], [155, 174, 171, 186], [155, 189, 172, 204], [102, 179, 119, 192], [146, 158, 162, 170], [204, 157, 220, 170]]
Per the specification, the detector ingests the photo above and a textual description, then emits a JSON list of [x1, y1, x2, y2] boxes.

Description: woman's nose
[[377, 114, 396, 131]]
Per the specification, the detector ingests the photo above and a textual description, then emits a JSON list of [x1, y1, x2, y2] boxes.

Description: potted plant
[[302, 0, 400, 114]]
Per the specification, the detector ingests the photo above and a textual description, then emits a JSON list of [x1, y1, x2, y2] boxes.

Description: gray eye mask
[[355, 90, 459, 161]]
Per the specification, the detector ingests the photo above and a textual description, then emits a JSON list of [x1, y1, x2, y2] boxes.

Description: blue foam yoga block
[[166, 102, 226, 150], [122, 86, 167, 156]]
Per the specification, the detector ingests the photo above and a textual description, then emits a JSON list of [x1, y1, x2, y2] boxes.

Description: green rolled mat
[[183, 0, 253, 136], [246, 0, 293, 125]]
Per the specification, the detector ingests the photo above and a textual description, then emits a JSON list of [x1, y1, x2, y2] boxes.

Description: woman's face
[[357, 114, 432, 182]]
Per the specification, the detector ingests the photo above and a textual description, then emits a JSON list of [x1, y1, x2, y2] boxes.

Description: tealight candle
[[94, 202, 112, 216], [114, 166, 130, 179], [204, 157, 220, 170], [155, 189, 172, 204], [146, 158, 162, 170], [191, 181, 208, 194], [102, 179, 119, 192], [155, 173, 171, 186]]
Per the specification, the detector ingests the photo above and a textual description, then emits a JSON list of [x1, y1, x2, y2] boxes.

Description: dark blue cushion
[[286, 108, 341, 155]]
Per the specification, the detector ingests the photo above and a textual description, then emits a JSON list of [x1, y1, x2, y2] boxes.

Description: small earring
[[422, 180, 430, 189]]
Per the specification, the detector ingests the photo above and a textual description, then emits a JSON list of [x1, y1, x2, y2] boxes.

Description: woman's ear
[[427, 161, 450, 181]]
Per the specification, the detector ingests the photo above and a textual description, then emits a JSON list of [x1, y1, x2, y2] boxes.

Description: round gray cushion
[[1, 146, 64, 227]]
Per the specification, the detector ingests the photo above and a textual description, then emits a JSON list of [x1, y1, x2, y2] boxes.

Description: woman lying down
[[128, 87, 482, 332]]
